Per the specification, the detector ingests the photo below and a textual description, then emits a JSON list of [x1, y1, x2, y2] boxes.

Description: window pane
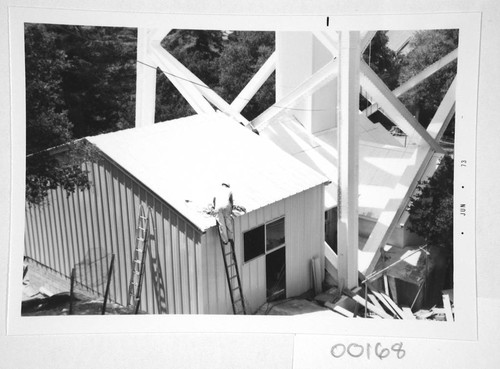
[[244, 225, 265, 262], [266, 218, 285, 251]]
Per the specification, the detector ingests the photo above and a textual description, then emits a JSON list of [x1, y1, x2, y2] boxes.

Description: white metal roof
[[260, 112, 418, 219], [86, 112, 329, 231]]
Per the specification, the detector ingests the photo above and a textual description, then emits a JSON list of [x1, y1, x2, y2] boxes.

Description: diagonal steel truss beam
[[359, 78, 456, 276], [230, 52, 277, 113], [363, 48, 458, 116], [250, 59, 339, 131], [359, 60, 444, 153]]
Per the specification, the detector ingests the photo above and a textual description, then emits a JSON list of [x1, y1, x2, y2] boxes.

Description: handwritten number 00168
[[331, 342, 406, 360]]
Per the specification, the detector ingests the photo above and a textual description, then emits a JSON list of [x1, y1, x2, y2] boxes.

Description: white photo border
[[7, 6, 480, 340]]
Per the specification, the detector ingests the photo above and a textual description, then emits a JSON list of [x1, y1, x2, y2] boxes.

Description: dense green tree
[[155, 30, 275, 122], [407, 154, 454, 249], [155, 30, 224, 121], [56, 25, 137, 137], [25, 24, 134, 205], [361, 31, 402, 128], [25, 24, 73, 155], [363, 31, 402, 90], [398, 29, 458, 128], [25, 24, 88, 205], [217, 31, 275, 120]]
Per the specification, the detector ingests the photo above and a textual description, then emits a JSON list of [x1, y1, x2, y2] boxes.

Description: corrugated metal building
[[25, 112, 329, 314]]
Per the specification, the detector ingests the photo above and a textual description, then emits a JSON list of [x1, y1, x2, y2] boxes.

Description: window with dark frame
[[243, 217, 285, 263]]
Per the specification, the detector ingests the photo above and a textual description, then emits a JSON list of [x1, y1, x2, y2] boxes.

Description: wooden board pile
[[317, 286, 454, 322]]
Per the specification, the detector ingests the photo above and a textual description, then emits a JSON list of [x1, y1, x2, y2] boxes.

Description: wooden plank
[[383, 274, 389, 295], [371, 290, 399, 318], [442, 293, 454, 322], [312, 257, 322, 294], [367, 293, 384, 312], [401, 307, 416, 320], [388, 275, 398, 304], [325, 302, 354, 318], [379, 292, 405, 319], [349, 293, 394, 319]]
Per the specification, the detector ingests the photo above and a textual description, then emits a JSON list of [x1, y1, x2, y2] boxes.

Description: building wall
[[200, 185, 325, 314], [25, 157, 204, 314]]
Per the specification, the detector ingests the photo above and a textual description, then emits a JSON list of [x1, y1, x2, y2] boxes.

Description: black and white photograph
[[3, 2, 498, 368], [21, 24, 457, 319]]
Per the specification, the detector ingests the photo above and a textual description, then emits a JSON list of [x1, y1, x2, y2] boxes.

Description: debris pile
[[314, 285, 454, 321]]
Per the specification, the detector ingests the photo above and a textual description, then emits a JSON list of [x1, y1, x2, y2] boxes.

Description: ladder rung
[[134, 260, 142, 264], [135, 248, 143, 252], [137, 237, 145, 241]]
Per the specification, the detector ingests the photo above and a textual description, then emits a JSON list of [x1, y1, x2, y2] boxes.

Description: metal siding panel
[[68, 192, 84, 285], [78, 182, 96, 292], [33, 205, 43, 264], [194, 232, 203, 314], [144, 189, 152, 313], [187, 226, 197, 313], [26, 208, 36, 260], [112, 167, 127, 303], [79, 170, 95, 291], [97, 163, 112, 298], [92, 163, 107, 281], [138, 186, 150, 313], [34, 205, 45, 263], [109, 164, 125, 304], [285, 191, 305, 297], [40, 201, 52, 267], [178, 218, 189, 313], [152, 199, 168, 313], [163, 205, 176, 314], [24, 209, 32, 258], [46, 191, 60, 273], [200, 234, 209, 314], [57, 187, 74, 276], [170, 213, 182, 313], [73, 190, 90, 289]]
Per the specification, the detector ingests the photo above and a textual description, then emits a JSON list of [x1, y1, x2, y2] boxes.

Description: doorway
[[266, 247, 286, 302]]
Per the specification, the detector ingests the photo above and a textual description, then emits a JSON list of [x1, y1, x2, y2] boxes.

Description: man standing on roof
[[214, 183, 234, 245]]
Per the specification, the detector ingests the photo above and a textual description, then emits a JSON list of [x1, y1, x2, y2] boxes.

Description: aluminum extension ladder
[[127, 205, 152, 314]]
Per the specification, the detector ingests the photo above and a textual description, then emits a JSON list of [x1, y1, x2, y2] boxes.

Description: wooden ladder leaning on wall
[[216, 220, 247, 315]]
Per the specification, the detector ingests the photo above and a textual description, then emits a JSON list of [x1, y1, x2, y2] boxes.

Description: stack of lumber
[[320, 285, 455, 321]]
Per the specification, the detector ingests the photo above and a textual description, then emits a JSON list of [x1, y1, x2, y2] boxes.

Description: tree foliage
[[398, 29, 458, 127], [155, 30, 275, 122], [25, 24, 136, 205], [217, 31, 275, 120], [363, 31, 402, 90], [407, 155, 454, 249], [155, 30, 224, 121]]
